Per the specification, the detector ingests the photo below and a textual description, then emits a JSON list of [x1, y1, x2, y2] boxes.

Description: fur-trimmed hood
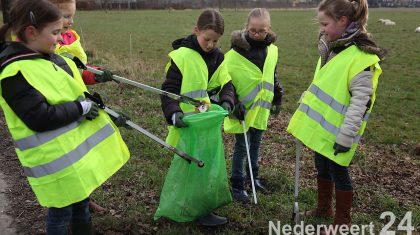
[[230, 30, 277, 51]]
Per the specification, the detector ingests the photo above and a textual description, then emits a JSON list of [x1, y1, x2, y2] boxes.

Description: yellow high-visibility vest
[[287, 45, 381, 166], [165, 47, 231, 146], [0, 55, 130, 208], [55, 30, 88, 64], [224, 44, 278, 133]]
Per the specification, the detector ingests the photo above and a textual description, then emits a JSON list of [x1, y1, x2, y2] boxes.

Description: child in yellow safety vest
[[49, 0, 114, 86], [223, 8, 283, 202], [287, 0, 384, 231], [160, 9, 235, 226], [0, 1, 130, 234], [49, 0, 115, 214]]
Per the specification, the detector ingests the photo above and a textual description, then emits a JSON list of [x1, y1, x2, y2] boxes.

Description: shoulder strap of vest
[[50, 54, 74, 77]]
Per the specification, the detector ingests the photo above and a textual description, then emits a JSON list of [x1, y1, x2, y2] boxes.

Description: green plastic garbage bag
[[154, 105, 232, 222]]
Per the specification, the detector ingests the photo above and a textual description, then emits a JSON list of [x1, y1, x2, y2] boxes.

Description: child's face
[[26, 19, 63, 54], [194, 28, 221, 53], [317, 11, 348, 42], [246, 16, 270, 41], [58, 2, 76, 33]]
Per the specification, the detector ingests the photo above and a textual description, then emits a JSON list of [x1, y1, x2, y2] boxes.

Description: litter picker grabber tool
[[84, 92, 204, 168], [71, 56, 208, 112], [242, 121, 257, 204], [291, 138, 302, 224]]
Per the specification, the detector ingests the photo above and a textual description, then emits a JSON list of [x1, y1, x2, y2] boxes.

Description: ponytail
[[319, 0, 369, 32], [350, 0, 369, 32]]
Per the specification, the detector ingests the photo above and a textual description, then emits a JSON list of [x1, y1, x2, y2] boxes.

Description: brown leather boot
[[320, 189, 353, 235], [301, 177, 334, 218], [88, 201, 107, 214], [333, 189, 352, 225]]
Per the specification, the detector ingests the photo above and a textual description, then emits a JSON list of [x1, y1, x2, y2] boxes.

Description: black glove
[[270, 104, 281, 117], [172, 112, 188, 128], [221, 101, 232, 113], [333, 142, 350, 156], [233, 102, 245, 121], [94, 69, 115, 83], [111, 111, 132, 129]]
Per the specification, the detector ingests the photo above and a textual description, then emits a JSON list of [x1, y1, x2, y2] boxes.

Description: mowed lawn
[[10, 8, 420, 234]]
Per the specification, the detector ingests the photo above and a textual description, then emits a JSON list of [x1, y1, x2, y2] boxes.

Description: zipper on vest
[[51, 62, 58, 71]]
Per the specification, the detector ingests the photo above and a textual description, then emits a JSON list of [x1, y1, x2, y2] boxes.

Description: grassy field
[[12, 8, 420, 234], [75, 9, 420, 234]]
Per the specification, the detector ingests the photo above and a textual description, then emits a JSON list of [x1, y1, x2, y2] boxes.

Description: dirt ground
[[0, 114, 419, 234]]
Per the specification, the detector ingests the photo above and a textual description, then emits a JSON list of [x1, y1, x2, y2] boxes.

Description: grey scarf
[[318, 22, 361, 67]]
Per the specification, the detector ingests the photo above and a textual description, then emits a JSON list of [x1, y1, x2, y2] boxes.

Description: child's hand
[[172, 112, 188, 128], [111, 111, 132, 129], [95, 69, 117, 83], [77, 96, 99, 120], [221, 101, 232, 113], [333, 143, 350, 155], [233, 102, 246, 121]]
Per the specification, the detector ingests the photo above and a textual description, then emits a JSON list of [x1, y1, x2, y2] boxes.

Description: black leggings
[[315, 152, 352, 191]]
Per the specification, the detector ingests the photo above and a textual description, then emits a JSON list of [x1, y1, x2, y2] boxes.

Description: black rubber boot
[[246, 167, 269, 194], [230, 177, 249, 202], [197, 213, 228, 226], [70, 222, 94, 235], [252, 177, 269, 194]]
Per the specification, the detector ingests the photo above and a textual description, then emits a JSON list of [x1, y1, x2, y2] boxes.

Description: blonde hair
[[246, 8, 271, 28], [318, 0, 369, 32]]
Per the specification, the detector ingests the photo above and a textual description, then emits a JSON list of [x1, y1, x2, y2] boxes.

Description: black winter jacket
[[0, 42, 82, 132], [160, 34, 235, 124], [230, 31, 283, 105]]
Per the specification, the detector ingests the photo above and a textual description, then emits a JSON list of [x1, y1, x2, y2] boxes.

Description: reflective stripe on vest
[[15, 121, 81, 151], [309, 84, 347, 115], [240, 81, 274, 104], [248, 99, 272, 112], [308, 84, 370, 122], [183, 89, 208, 99], [23, 124, 114, 178], [299, 103, 367, 143]]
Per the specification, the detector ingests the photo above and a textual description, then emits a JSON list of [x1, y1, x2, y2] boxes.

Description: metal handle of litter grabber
[[71, 56, 204, 108], [291, 138, 301, 224], [104, 107, 204, 168], [83, 91, 204, 168], [242, 121, 257, 204]]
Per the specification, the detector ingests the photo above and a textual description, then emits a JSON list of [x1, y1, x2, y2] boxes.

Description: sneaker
[[197, 213, 228, 226]]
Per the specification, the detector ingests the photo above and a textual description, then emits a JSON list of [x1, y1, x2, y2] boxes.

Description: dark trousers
[[46, 197, 91, 235], [231, 127, 264, 179], [315, 152, 352, 191]]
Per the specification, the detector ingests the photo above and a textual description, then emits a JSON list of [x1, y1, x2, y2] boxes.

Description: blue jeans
[[231, 128, 264, 179], [315, 152, 352, 191], [46, 198, 91, 235]]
